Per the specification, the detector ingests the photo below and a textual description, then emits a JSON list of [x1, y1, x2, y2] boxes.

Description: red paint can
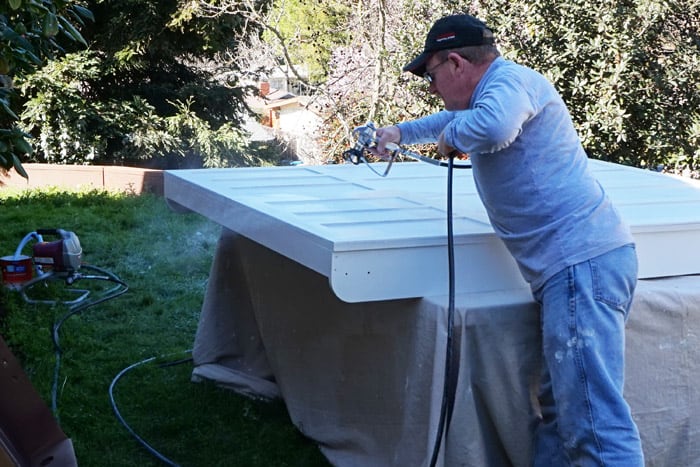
[[1, 255, 33, 287]]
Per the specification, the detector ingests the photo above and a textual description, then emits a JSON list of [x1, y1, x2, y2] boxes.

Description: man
[[374, 14, 644, 466]]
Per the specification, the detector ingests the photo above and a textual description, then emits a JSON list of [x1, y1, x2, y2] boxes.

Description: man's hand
[[437, 131, 456, 157], [372, 125, 401, 158]]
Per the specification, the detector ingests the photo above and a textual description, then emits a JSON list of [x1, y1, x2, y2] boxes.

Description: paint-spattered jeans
[[532, 244, 644, 466]]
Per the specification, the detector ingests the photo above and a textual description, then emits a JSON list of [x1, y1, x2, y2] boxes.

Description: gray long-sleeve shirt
[[397, 57, 633, 291]]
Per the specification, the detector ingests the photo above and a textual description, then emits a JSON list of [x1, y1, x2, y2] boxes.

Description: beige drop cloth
[[192, 229, 700, 467]]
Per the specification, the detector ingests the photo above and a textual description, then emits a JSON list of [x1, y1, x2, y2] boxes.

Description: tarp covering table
[[164, 161, 700, 466], [192, 229, 700, 467]]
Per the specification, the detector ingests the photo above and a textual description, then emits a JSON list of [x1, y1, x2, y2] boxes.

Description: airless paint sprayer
[[1, 229, 82, 286], [1, 229, 125, 306]]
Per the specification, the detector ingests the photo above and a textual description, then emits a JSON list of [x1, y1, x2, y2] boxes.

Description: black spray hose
[[109, 352, 193, 467], [51, 264, 129, 416], [428, 155, 458, 467]]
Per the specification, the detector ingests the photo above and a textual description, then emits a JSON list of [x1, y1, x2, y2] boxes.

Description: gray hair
[[435, 42, 500, 65]]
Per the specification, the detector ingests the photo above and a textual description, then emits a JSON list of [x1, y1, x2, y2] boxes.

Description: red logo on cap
[[436, 32, 456, 42]]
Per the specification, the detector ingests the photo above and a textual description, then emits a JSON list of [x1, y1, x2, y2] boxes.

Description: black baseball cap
[[403, 14, 495, 76]]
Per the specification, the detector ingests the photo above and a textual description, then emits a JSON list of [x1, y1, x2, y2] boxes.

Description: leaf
[[6, 28, 34, 51], [43, 13, 60, 38], [23, 49, 43, 66], [13, 136, 33, 155], [72, 5, 95, 23], [8, 0, 21, 10], [58, 15, 88, 47], [12, 153, 28, 179], [0, 100, 19, 120]]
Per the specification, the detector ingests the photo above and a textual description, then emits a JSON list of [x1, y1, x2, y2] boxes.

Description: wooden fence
[[0, 164, 164, 196]]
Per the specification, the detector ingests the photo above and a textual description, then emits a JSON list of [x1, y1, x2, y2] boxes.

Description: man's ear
[[448, 51, 468, 73]]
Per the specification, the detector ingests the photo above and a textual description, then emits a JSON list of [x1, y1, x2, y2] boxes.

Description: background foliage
[[243, 0, 699, 173], [2, 0, 699, 174], [16, 0, 264, 168], [261, 0, 350, 84], [480, 0, 700, 170], [0, 0, 92, 175]]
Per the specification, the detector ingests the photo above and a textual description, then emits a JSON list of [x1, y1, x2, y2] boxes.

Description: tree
[[16, 0, 271, 168], [261, 0, 350, 84], [9, 0, 697, 173], [0, 0, 92, 177], [234, 0, 700, 174], [316, 0, 474, 160], [480, 0, 700, 171], [234, 0, 452, 160]]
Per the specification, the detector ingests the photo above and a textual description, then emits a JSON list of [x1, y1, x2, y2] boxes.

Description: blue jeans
[[531, 244, 644, 466]]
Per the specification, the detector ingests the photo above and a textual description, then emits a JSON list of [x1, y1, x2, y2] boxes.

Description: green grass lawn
[[0, 187, 330, 466]]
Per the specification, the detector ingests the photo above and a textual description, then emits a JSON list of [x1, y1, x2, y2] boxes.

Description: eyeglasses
[[423, 58, 450, 85]]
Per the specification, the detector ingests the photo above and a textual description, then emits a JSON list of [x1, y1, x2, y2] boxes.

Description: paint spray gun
[[342, 122, 470, 177]]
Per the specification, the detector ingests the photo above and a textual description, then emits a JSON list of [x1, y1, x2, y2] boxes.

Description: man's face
[[424, 52, 476, 111]]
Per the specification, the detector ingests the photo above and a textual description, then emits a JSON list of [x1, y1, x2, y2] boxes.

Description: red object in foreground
[[0, 256, 33, 286]]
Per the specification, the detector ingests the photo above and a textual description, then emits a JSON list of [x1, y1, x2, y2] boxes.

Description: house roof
[[266, 89, 295, 101], [246, 86, 298, 112], [246, 84, 325, 116], [264, 97, 302, 110]]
